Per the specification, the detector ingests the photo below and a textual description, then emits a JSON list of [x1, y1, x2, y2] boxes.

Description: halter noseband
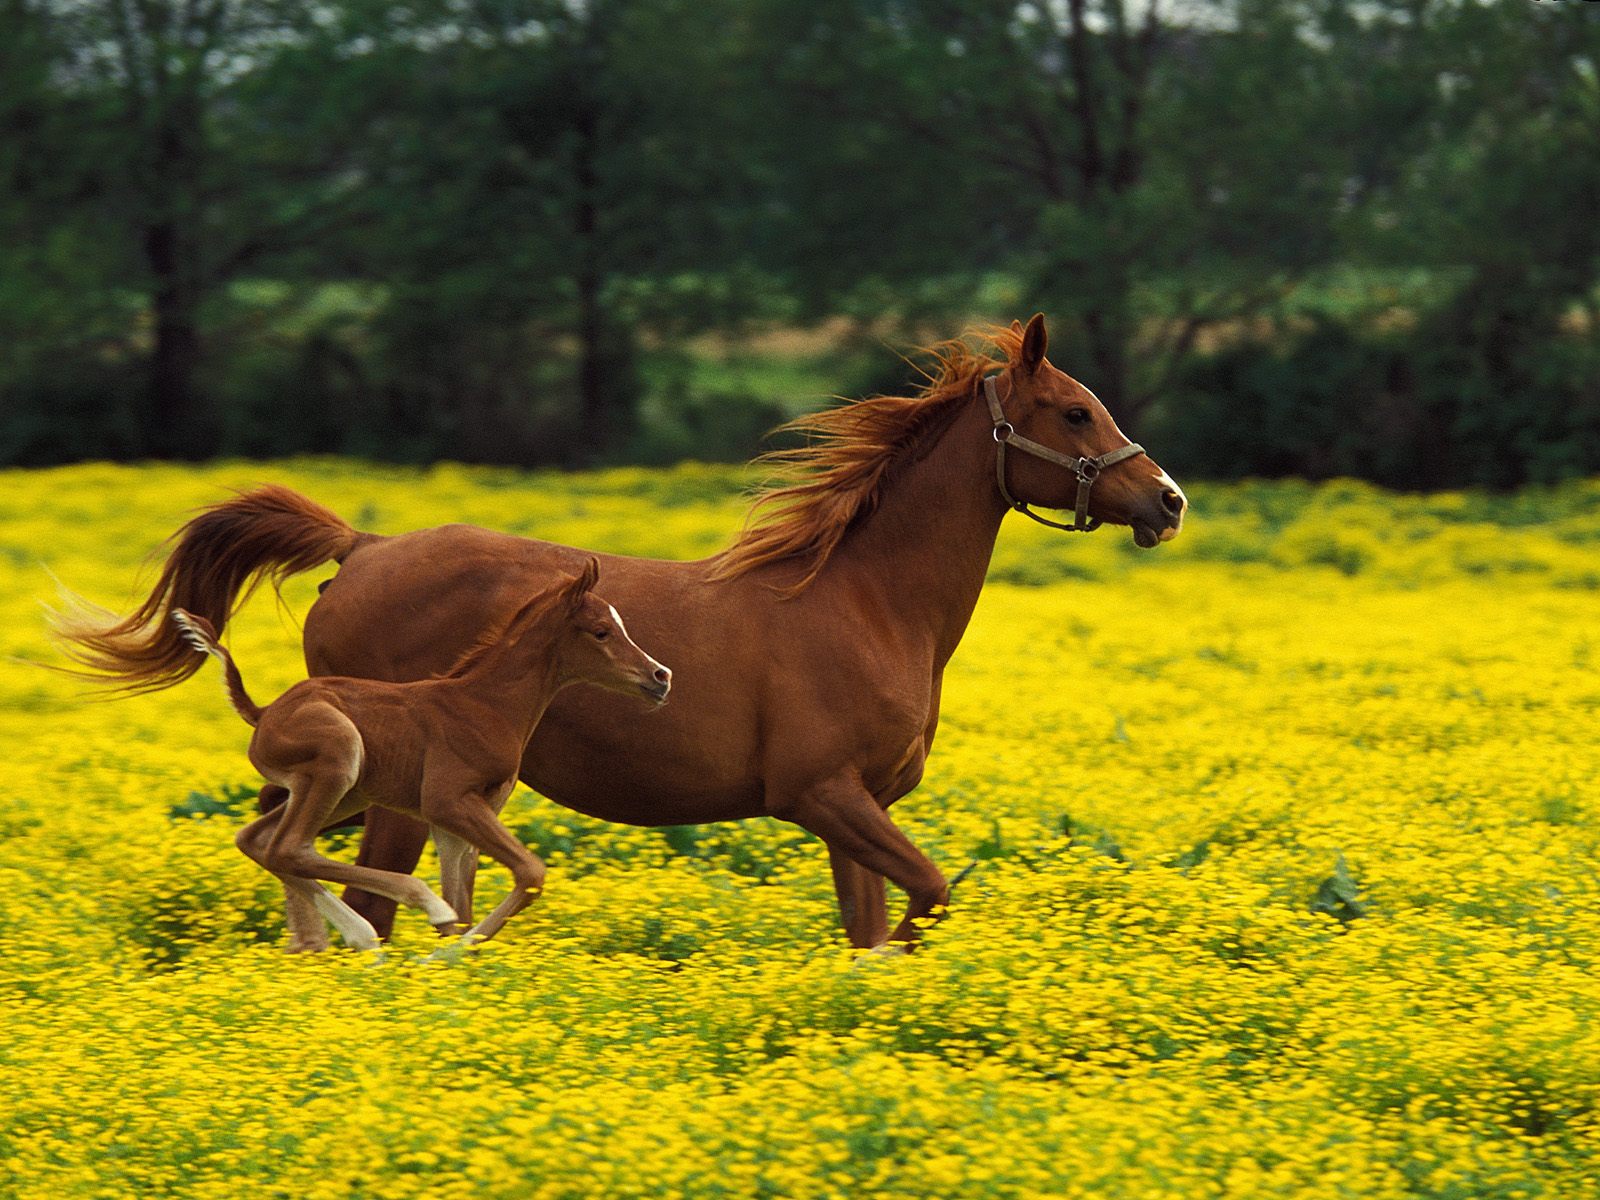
[[983, 374, 1146, 533]]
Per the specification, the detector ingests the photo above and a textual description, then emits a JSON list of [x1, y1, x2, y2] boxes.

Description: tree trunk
[[574, 116, 607, 449], [569, 9, 633, 462], [136, 58, 209, 459], [143, 219, 203, 457]]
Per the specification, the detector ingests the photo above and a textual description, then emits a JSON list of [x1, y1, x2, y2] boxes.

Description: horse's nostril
[[654, 666, 671, 685], [1160, 489, 1184, 517]]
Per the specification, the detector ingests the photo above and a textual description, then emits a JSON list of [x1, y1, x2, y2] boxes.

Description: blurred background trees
[[2, 0, 1597, 484]]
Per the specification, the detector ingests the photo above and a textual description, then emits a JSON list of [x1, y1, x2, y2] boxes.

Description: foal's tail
[[50, 486, 363, 694], [171, 610, 263, 725]]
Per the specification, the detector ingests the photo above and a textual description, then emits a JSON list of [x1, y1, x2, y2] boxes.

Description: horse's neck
[[454, 638, 560, 734], [830, 390, 1009, 668]]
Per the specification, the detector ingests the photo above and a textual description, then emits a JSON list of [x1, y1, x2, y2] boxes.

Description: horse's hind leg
[[282, 874, 385, 952], [337, 809, 431, 942], [265, 774, 458, 930], [237, 804, 381, 951], [257, 782, 384, 951], [282, 880, 330, 953]]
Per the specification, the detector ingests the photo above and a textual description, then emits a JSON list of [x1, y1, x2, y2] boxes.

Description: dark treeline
[[2, 0, 1597, 486]]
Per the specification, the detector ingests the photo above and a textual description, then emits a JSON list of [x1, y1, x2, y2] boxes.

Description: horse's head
[[553, 557, 672, 705], [995, 314, 1186, 547]]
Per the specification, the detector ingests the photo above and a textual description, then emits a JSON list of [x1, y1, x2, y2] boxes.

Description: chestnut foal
[[173, 558, 670, 952]]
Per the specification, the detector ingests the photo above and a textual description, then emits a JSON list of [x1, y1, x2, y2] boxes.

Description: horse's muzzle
[[1131, 485, 1186, 548]]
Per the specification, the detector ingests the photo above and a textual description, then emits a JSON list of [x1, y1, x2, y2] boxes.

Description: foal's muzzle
[[640, 664, 672, 705]]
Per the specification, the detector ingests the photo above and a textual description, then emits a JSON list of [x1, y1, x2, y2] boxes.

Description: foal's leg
[[423, 789, 546, 946], [259, 783, 363, 952], [236, 805, 382, 951], [434, 783, 512, 930], [264, 774, 458, 929], [282, 881, 330, 953], [783, 770, 948, 948], [257, 784, 324, 950], [341, 810, 432, 942], [432, 829, 479, 934]]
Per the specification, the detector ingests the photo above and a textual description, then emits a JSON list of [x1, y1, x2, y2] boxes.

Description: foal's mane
[[710, 325, 1024, 593], [437, 591, 553, 679]]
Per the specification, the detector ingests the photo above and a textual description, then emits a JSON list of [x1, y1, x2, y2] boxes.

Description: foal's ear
[[1020, 313, 1048, 374], [561, 556, 601, 612]]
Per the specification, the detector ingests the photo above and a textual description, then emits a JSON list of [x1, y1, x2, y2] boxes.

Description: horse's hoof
[[849, 942, 909, 970]]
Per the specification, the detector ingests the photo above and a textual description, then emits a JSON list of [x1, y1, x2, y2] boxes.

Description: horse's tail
[[51, 485, 363, 694], [171, 610, 263, 726]]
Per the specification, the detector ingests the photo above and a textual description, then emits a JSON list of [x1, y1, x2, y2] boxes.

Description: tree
[[8, 0, 372, 457], [744, 0, 1432, 430], [1376, 0, 1600, 484], [290, 0, 763, 462]]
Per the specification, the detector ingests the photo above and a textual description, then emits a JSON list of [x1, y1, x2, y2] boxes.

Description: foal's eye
[[1065, 408, 1091, 426], [591, 628, 610, 642]]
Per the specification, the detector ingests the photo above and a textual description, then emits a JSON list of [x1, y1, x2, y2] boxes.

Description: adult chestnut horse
[[60, 316, 1186, 949]]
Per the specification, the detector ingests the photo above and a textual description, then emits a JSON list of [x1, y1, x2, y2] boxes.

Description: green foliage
[[0, 0, 1595, 485], [167, 785, 257, 823], [1311, 854, 1368, 926]]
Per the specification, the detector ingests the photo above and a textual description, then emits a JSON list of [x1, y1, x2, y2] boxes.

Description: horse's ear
[[1009, 319, 1025, 335], [561, 557, 601, 612], [1020, 313, 1047, 373]]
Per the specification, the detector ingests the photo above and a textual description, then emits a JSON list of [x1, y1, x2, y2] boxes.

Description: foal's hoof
[[422, 897, 459, 926], [419, 937, 479, 966], [286, 937, 331, 955]]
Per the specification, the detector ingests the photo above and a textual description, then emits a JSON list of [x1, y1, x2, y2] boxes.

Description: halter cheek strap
[[983, 375, 1146, 533]]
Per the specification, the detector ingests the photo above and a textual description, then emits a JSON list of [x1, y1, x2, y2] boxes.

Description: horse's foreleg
[[432, 828, 479, 934], [828, 851, 888, 949], [423, 784, 545, 947], [785, 772, 947, 949]]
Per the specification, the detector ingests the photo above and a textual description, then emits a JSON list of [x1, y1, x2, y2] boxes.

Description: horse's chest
[[838, 667, 939, 773]]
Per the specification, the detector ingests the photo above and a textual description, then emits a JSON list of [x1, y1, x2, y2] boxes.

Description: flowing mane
[[710, 325, 1024, 593], [436, 592, 551, 679], [439, 558, 597, 678]]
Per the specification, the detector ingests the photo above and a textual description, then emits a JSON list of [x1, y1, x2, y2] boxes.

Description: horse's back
[[303, 523, 773, 824]]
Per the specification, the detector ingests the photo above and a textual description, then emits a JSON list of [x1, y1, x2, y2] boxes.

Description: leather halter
[[983, 374, 1147, 533]]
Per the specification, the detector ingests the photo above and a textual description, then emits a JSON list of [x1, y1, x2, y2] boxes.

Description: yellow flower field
[[2, 461, 1598, 1199]]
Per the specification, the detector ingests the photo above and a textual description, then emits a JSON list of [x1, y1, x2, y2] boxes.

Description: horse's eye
[[1065, 408, 1091, 426], [592, 628, 610, 641]]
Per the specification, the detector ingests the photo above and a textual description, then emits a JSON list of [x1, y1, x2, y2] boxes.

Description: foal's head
[[544, 558, 672, 705], [999, 314, 1187, 547]]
